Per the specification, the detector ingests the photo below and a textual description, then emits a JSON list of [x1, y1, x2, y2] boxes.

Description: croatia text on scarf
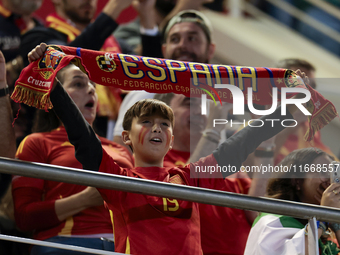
[[11, 45, 337, 141]]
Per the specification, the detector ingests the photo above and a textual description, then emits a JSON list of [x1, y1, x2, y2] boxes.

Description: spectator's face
[[299, 155, 332, 205], [123, 115, 174, 165], [61, 0, 97, 25], [169, 95, 207, 151], [162, 22, 215, 63], [62, 66, 98, 124], [5, 0, 43, 15]]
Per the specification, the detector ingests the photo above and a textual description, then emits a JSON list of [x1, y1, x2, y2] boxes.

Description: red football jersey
[[164, 148, 252, 255], [98, 149, 227, 254], [13, 127, 134, 241], [198, 172, 251, 255]]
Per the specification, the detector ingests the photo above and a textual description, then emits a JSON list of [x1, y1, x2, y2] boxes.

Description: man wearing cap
[[113, 9, 215, 153], [162, 9, 215, 63]]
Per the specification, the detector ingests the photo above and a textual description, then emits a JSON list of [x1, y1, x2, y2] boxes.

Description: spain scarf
[[11, 45, 338, 141]]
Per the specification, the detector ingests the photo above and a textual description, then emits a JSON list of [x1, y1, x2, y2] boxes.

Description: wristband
[[317, 221, 329, 237], [0, 86, 9, 97], [317, 221, 327, 231], [140, 25, 159, 36]]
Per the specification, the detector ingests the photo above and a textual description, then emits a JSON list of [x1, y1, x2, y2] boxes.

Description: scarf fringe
[[305, 103, 338, 141], [10, 85, 52, 111]]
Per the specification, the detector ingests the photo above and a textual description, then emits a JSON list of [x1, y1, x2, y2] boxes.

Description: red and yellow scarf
[[11, 45, 338, 141]]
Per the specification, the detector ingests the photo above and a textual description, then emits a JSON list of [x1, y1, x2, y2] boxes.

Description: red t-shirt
[[12, 127, 134, 241], [98, 149, 226, 255], [198, 172, 251, 255], [164, 149, 252, 255]]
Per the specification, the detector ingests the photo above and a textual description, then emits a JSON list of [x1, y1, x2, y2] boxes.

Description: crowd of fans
[[0, 0, 340, 254]]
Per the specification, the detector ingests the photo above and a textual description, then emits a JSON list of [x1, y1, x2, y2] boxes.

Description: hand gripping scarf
[[11, 45, 338, 141]]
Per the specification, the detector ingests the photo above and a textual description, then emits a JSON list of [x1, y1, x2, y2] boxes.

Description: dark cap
[[163, 10, 213, 43]]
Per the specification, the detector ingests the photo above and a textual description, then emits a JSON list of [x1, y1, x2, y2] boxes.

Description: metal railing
[[1, 156, 340, 254], [1, 156, 340, 223]]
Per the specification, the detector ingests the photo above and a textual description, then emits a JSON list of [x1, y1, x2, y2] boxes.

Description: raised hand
[[133, 0, 157, 28], [102, 0, 134, 20], [295, 69, 310, 88], [28, 43, 47, 63], [206, 100, 233, 132]]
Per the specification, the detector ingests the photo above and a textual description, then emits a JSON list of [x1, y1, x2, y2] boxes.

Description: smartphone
[[330, 161, 340, 183]]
